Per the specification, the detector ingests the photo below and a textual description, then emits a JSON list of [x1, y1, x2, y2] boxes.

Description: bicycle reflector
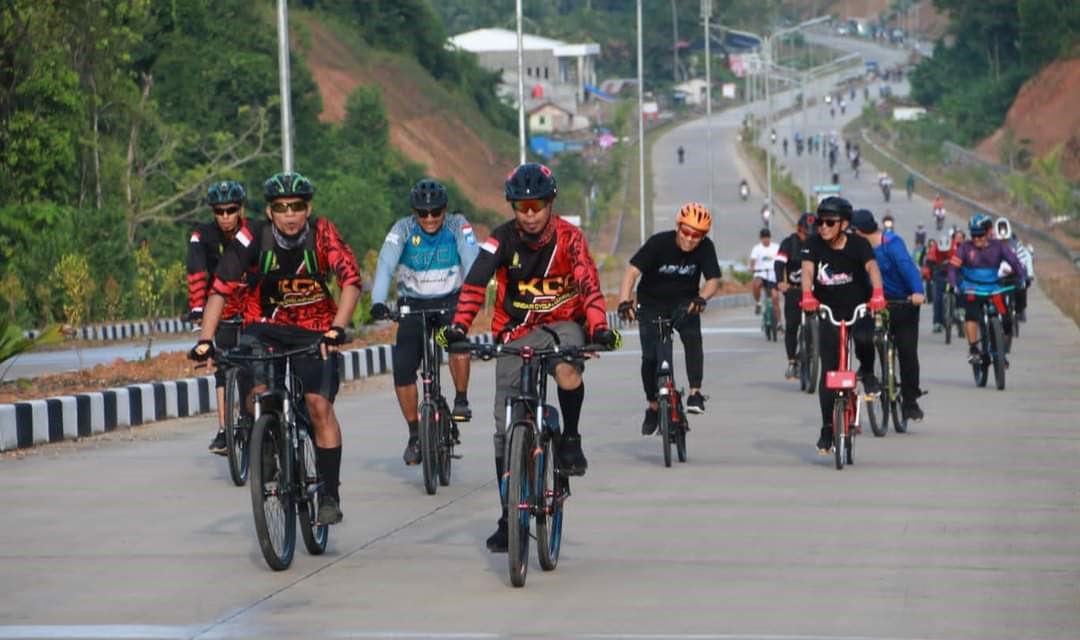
[[825, 371, 857, 390]]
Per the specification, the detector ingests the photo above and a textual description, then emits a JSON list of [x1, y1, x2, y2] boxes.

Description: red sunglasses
[[678, 225, 705, 240], [511, 199, 548, 214]]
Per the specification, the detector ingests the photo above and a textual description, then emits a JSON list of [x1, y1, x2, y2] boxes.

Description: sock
[[455, 390, 468, 404], [408, 419, 419, 439], [316, 446, 342, 500], [558, 383, 584, 437]]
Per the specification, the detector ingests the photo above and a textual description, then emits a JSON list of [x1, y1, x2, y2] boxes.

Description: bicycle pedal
[[451, 454, 463, 459]]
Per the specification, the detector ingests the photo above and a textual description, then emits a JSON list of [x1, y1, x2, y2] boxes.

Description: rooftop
[[448, 28, 600, 57]]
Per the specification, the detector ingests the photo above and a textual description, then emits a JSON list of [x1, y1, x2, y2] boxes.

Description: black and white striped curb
[[24, 317, 195, 341]]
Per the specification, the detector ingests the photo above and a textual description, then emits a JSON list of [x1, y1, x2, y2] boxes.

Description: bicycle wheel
[[803, 316, 820, 395], [437, 404, 452, 487], [419, 402, 438, 495], [943, 294, 954, 345], [675, 412, 688, 463], [249, 413, 296, 571], [974, 326, 989, 387], [889, 345, 907, 433], [507, 423, 532, 587], [863, 379, 880, 438], [223, 368, 250, 486], [832, 398, 846, 470], [297, 429, 328, 555], [990, 316, 1006, 390], [536, 435, 562, 571], [871, 342, 888, 437], [658, 395, 672, 468]]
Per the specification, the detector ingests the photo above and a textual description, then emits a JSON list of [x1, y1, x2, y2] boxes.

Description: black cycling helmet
[[505, 163, 557, 201], [816, 196, 853, 221], [759, 227, 771, 238], [410, 178, 448, 211], [797, 212, 815, 230], [969, 212, 993, 236], [264, 172, 315, 201], [206, 180, 246, 206]]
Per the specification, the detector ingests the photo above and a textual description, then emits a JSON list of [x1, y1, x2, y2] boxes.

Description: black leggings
[[783, 290, 802, 360], [637, 306, 703, 402], [817, 316, 874, 427]]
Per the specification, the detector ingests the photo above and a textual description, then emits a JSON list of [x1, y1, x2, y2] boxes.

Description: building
[[447, 28, 600, 116], [528, 102, 573, 134], [673, 78, 709, 106]]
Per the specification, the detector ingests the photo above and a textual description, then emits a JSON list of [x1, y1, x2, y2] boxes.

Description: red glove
[[869, 287, 886, 312], [800, 290, 819, 312], [920, 266, 930, 281]]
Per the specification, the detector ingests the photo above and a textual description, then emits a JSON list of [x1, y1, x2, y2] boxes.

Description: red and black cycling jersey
[[453, 216, 607, 342], [212, 217, 362, 332], [187, 219, 250, 318], [774, 232, 805, 288]]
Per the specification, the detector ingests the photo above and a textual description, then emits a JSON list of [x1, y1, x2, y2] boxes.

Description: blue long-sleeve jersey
[[371, 213, 479, 304], [874, 232, 924, 299]]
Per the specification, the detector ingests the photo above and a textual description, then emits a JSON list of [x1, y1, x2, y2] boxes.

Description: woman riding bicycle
[[617, 202, 722, 435]]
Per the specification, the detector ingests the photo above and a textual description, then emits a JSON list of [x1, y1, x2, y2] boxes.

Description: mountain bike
[[872, 301, 911, 436], [942, 283, 956, 345], [819, 303, 871, 470], [217, 342, 330, 571], [393, 304, 458, 495], [648, 308, 690, 467], [217, 319, 251, 486], [455, 340, 607, 588], [968, 291, 1010, 391], [761, 284, 779, 342], [798, 310, 820, 394]]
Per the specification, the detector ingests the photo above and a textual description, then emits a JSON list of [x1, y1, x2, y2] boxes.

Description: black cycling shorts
[[212, 318, 243, 389], [392, 294, 457, 387], [241, 323, 339, 402]]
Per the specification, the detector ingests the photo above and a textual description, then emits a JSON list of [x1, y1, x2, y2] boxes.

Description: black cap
[[851, 209, 878, 233]]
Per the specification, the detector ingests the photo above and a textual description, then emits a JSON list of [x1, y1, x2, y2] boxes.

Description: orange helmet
[[676, 202, 711, 233]]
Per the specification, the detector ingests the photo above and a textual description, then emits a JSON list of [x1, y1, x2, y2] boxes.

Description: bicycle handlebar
[[449, 342, 609, 361], [817, 303, 869, 327], [390, 305, 451, 322], [214, 341, 322, 365]]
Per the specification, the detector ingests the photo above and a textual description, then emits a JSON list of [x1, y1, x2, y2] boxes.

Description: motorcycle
[[739, 182, 749, 201], [761, 205, 771, 230], [933, 207, 946, 231]]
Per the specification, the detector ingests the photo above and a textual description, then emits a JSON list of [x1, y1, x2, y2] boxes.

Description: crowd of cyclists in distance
[[184, 161, 1031, 550]]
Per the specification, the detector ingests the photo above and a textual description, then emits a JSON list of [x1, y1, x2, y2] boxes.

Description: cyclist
[[439, 163, 619, 553], [775, 212, 815, 380], [994, 216, 1034, 323], [739, 178, 750, 201], [370, 179, 479, 466], [851, 209, 926, 421], [750, 227, 780, 319], [905, 173, 916, 200], [617, 202, 722, 433], [188, 180, 251, 455], [799, 197, 886, 454], [677, 146, 685, 164], [882, 213, 895, 234], [190, 172, 362, 526], [948, 213, 1026, 365], [923, 231, 958, 333]]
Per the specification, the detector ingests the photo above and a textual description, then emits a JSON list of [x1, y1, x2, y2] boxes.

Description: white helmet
[[995, 216, 1012, 240]]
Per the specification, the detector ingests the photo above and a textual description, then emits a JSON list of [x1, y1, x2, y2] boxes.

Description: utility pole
[[516, 0, 526, 165], [764, 39, 772, 216], [276, 0, 293, 172], [637, 0, 646, 244], [702, 0, 713, 216], [671, 0, 680, 83]]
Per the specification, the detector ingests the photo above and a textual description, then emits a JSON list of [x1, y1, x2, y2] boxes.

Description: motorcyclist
[[739, 179, 750, 201]]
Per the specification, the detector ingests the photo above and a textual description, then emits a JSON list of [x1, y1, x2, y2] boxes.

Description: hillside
[[297, 15, 517, 214], [977, 59, 1080, 181]]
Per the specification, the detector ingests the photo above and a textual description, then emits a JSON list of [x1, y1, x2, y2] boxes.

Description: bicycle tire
[[675, 412, 688, 463], [536, 435, 562, 571], [223, 368, 250, 486], [507, 423, 531, 587], [943, 294, 953, 345], [658, 395, 672, 468], [297, 429, 328, 555], [863, 379, 880, 438], [437, 405, 452, 487], [419, 402, 438, 495], [804, 316, 819, 395], [990, 316, 1006, 390], [871, 342, 888, 437], [249, 413, 295, 571], [832, 398, 846, 470], [889, 345, 907, 433]]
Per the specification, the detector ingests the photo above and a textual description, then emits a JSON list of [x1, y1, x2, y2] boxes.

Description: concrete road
[[3, 33, 1080, 640], [4, 338, 193, 380]]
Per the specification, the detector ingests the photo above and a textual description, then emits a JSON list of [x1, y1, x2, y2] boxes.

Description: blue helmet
[[969, 212, 993, 236], [206, 180, 246, 206]]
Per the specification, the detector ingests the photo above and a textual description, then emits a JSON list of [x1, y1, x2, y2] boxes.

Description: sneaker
[[784, 361, 798, 380], [686, 392, 706, 414], [208, 430, 228, 456], [932, 323, 943, 334], [754, 301, 762, 315], [486, 517, 508, 553], [902, 402, 924, 422], [403, 437, 421, 465], [858, 369, 880, 395], [816, 425, 833, 455], [967, 349, 982, 365], [558, 434, 588, 476], [641, 408, 658, 435], [451, 398, 472, 423], [317, 495, 343, 525]]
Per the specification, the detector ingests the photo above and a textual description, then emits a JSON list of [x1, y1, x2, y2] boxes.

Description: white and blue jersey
[[371, 213, 479, 303]]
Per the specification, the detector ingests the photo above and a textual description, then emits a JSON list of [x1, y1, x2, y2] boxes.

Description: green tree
[[52, 253, 96, 328], [133, 242, 162, 319]]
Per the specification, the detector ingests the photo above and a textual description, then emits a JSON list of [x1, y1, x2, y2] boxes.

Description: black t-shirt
[[630, 231, 721, 307], [775, 233, 806, 287], [800, 232, 875, 319]]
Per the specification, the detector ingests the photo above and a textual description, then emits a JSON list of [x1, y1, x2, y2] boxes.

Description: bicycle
[[393, 304, 459, 495], [941, 284, 963, 345], [217, 318, 251, 487], [216, 342, 330, 571], [647, 308, 690, 467], [454, 340, 607, 588], [761, 284, 779, 343], [872, 302, 912, 436], [967, 291, 1010, 391], [797, 310, 820, 394], [819, 303, 872, 470]]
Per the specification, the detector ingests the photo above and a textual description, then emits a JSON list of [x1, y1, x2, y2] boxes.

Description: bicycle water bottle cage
[[542, 404, 561, 435], [825, 370, 857, 391]]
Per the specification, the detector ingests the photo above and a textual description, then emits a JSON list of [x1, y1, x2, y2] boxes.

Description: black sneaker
[[686, 392, 706, 415], [486, 517, 508, 552], [816, 425, 833, 455], [902, 402, 924, 422], [859, 370, 880, 396], [558, 434, 588, 476], [641, 408, 658, 435], [784, 361, 798, 380], [403, 437, 421, 466], [208, 430, 228, 456], [451, 398, 472, 422], [967, 348, 982, 365], [317, 495, 343, 525]]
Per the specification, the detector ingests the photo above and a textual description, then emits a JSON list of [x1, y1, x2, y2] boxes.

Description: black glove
[[617, 300, 636, 322], [189, 339, 214, 362], [590, 327, 622, 351], [370, 302, 391, 321], [436, 323, 468, 348], [688, 296, 707, 314], [186, 310, 203, 323], [321, 326, 348, 347]]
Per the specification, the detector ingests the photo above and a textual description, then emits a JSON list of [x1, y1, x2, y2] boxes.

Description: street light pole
[[764, 41, 772, 216], [276, 0, 293, 173], [516, 0, 526, 165], [703, 0, 713, 216], [637, 0, 646, 244]]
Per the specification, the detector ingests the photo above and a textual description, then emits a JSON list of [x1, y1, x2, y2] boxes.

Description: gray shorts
[[493, 321, 585, 436]]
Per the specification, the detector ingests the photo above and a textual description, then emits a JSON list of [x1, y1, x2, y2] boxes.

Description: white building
[[673, 78, 709, 106]]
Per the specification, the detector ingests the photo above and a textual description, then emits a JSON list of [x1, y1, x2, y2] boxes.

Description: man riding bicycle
[[188, 180, 252, 456], [438, 163, 619, 553], [190, 172, 362, 526], [750, 227, 780, 320], [799, 197, 887, 454], [994, 217, 1034, 323], [947, 213, 1026, 366], [370, 179, 479, 466], [851, 209, 927, 422], [617, 202, 722, 434], [775, 212, 814, 380]]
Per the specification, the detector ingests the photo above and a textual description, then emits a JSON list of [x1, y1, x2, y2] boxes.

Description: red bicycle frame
[[821, 303, 869, 440]]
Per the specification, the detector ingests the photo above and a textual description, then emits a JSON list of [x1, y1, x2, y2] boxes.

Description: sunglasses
[[269, 201, 309, 214], [213, 205, 240, 216], [678, 225, 705, 240], [414, 207, 445, 219], [511, 199, 548, 214], [815, 218, 841, 228]]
